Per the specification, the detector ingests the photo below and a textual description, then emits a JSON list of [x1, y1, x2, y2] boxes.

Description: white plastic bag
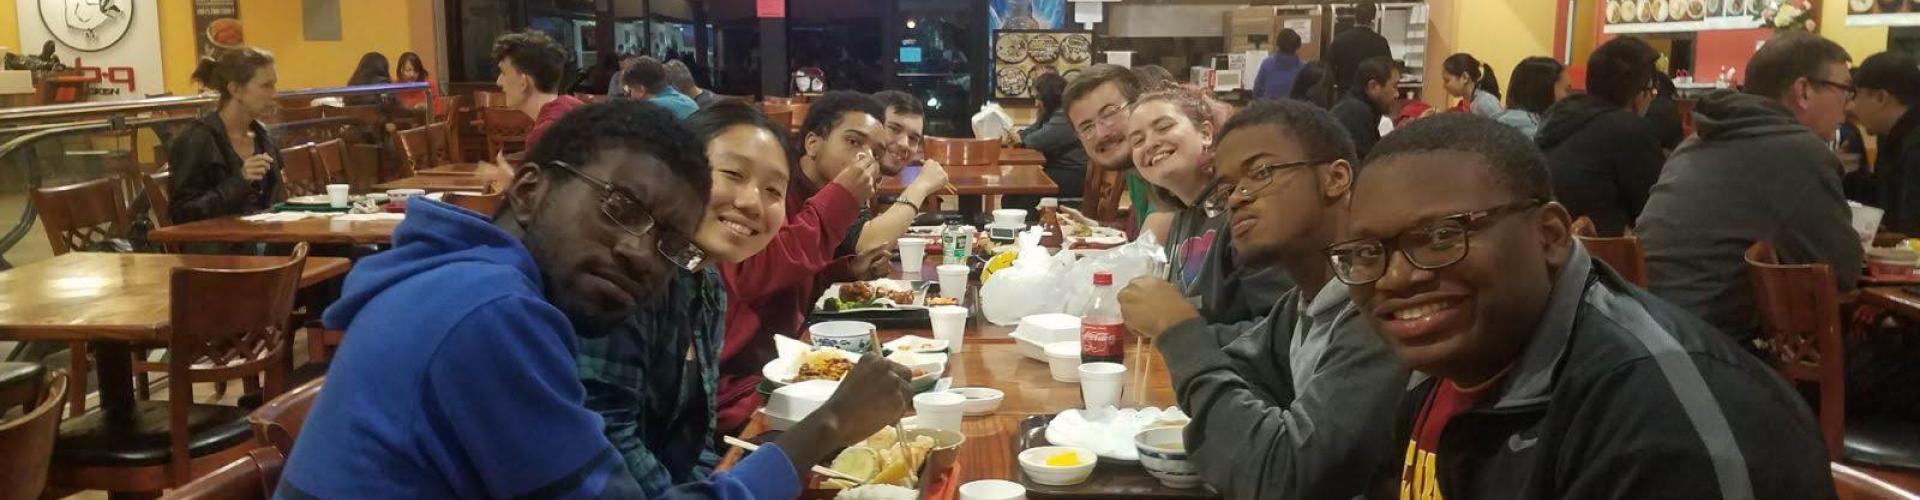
[[1059, 232, 1168, 315], [972, 101, 1013, 140], [979, 229, 1063, 325]]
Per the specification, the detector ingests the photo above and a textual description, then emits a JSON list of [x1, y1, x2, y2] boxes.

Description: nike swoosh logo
[[1508, 433, 1539, 452]]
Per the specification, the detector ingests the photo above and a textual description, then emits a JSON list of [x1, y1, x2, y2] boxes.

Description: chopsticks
[[1134, 336, 1153, 406], [723, 435, 869, 485]]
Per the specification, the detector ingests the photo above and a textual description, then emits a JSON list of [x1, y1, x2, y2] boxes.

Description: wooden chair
[[321, 105, 384, 130], [1832, 462, 1920, 500], [479, 108, 532, 158], [275, 144, 323, 201], [1747, 242, 1920, 471], [142, 171, 173, 228], [395, 126, 433, 177], [787, 103, 811, 130], [764, 109, 793, 133], [1080, 161, 1128, 225], [443, 190, 504, 216], [925, 137, 1002, 167], [426, 122, 457, 167], [1572, 217, 1649, 286], [248, 377, 323, 456], [475, 91, 507, 108], [49, 244, 308, 495], [0, 362, 46, 413], [157, 448, 285, 500], [30, 177, 126, 415], [0, 371, 68, 500], [309, 139, 349, 186], [275, 107, 323, 123]]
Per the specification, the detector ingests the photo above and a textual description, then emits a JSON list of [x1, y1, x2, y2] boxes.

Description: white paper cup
[[929, 305, 969, 353], [898, 237, 929, 274], [326, 184, 350, 208], [1078, 362, 1128, 410], [993, 209, 1028, 226], [937, 264, 969, 299], [387, 188, 427, 205], [913, 392, 967, 432], [959, 479, 1027, 500], [808, 321, 877, 353], [1045, 341, 1081, 383]]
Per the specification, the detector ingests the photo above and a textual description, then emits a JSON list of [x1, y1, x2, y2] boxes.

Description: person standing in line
[[1324, 0, 1392, 96], [1534, 37, 1666, 236], [1252, 29, 1307, 101]]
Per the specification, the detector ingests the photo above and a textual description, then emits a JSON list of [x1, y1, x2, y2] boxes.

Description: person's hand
[[777, 352, 911, 470], [852, 246, 894, 281], [833, 150, 880, 200], [1118, 277, 1200, 340], [241, 154, 272, 182], [1419, 108, 1441, 119], [1057, 206, 1097, 228], [904, 159, 949, 204]]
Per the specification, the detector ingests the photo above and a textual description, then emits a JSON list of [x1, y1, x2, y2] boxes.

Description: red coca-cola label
[[1081, 322, 1125, 357]]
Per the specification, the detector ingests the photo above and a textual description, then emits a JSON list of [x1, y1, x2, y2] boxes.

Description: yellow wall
[[1424, 0, 1560, 105], [162, 0, 437, 96], [0, 3, 19, 54], [1821, 0, 1889, 60]]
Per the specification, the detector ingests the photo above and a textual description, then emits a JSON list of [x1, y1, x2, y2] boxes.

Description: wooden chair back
[[248, 377, 323, 455], [158, 448, 286, 500], [1832, 462, 1920, 500], [1744, 241, 1846, 460], [275, 107, 323, 123], [165, 243, 307, 484], [0, 371, 67, 500], [475, 91, 507, 108], [395, 126, 433, 177], [1080, 161, 1128, 225], [1572, 217, 1649, 286], [143, 171, 173, 228], [310, 139, 348, 186], [276, 144, 323, 200], [762, 96, 794, 107], [924, 137, 1001, 167], [763, 109, 793, 133], [344, 144, 382, 190], [479, 108, 532, 158], [321, 105, 383, 129], [443, 190, 503, 216], [426, 122, 458, 166], [30, 177, 128, 255], [787, 103, 811, 129]]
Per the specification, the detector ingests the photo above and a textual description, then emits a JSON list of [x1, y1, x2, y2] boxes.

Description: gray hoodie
[[1165, 182, 1292, 334], [1636, 90, 1861, 342]]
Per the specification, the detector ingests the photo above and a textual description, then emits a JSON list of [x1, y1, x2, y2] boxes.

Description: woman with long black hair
[[1442, 53, 1503, 117]]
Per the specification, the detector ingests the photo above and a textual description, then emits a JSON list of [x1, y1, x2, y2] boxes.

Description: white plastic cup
[[1045, 342, 1081, 383], [913, 392, 966, 432], [1078, 362, 1128, 410], [898, 238, 929, 275], [929, 305, 969, 353], [993, 209, 1028, 226], [937, 264, 969, 299], [326, 184, 350, 208], [959, 479, 1028, 500]]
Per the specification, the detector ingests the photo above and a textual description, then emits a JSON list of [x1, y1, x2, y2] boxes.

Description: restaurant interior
[[2, 0, 1920, 498]]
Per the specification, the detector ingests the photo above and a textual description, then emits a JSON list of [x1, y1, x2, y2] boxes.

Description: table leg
[[92, 341, 137, 428]]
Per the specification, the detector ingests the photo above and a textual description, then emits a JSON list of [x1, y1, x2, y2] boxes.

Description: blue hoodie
[[278, 199, 800, 499]]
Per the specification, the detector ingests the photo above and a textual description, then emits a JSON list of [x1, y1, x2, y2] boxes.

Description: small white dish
[[959, 479, 1027, 500], [1017, 446, 1097, 486], [883, 335, 950, 354], [1135, 426, 1201, 489], [949, 387, 1005, 416]]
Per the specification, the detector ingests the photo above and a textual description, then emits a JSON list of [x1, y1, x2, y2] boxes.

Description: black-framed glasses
[[1202, 158, 1335, 214], [1323, 198, 1546, 285], [545, 161, 707, 271], [1077, 102, 1129, 136], [1809, 78, 1857, 99]]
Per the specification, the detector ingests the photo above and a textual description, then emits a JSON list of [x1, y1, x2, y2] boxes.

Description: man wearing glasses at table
[[280, 101, 910, 499], [1337, 114, 1831, 499]]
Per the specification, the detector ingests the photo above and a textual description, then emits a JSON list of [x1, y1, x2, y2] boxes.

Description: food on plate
[[1045, 451, 1083, 467], [1651, 0, 1668, 21], [925, 297, 960, 307], [1690, 0, 1710, 18], [1639, 0, 1656, 22], [794, 349, 855, 382], [1027, 35, 1061, 64], [996, 66, 1030, 97], [995, 34, 1029, 64], [1668, 0, 1688, 20], [207, 18, 244, 47], [827, 280, 919, 311], [822, 426, 938, 489], [1062, 34, 1092, 63], [1607, 0, 1622, 22], [834, 484, 918, 500], [1069, 220, 1096, 238]]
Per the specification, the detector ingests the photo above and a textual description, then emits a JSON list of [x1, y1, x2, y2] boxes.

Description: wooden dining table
[[148, 215, 400, 245], [883, 164, 1059, 225], [1860, 286, 1920, 320], [373, 174, 500, 192], [0, 253, 351, 430], [1001, 147, 1046, 167]]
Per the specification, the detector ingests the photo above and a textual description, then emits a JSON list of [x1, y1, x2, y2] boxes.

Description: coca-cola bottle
[[1080, 271, 1125, 364]]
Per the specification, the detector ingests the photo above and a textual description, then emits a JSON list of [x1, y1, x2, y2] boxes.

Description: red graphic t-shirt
[[1400, 381, 1491, 500]]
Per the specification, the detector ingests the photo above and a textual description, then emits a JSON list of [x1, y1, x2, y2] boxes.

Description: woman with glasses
[[1126, 87, 1292, 327]]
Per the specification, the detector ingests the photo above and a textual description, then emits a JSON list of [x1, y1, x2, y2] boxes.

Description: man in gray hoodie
[[1637, 32, 1862, 345], [1119, 100, 1408, 499]]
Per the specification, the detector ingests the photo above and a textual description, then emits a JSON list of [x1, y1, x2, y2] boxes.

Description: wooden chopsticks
[[722, 435, 869, 485]]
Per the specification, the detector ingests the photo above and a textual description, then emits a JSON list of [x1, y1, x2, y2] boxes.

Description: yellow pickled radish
[[1045, 450, 1080, 467]]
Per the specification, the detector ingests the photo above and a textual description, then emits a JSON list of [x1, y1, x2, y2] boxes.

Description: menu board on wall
[[993, 30, 1094, 99], [193, 0, 243, 58], [1600, 0, 1770, 33], [1846, 0, 1920, 26]]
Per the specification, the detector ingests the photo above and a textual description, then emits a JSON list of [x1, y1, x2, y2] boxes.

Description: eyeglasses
[[1203, 158, 1335, 214], [1323, 198, 1546, 285], [545, 161, 707, 271], [1077, 103, 1129, 136], [1809, 78, 1857, 99]]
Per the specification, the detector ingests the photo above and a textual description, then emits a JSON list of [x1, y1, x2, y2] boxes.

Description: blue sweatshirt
[[277, 199, 800, 499]]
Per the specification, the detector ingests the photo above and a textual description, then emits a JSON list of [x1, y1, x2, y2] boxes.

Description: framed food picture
[[993, 30, 1095, 99]]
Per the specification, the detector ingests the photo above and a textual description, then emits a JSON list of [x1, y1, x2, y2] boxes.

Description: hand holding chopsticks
[[723, 436, 870, 485]]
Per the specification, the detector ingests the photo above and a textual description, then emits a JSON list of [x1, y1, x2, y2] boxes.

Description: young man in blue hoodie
[[279, 100, 912, 499]]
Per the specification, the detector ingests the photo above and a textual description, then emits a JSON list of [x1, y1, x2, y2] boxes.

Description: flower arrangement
[[1760, 0, 1817, 32]]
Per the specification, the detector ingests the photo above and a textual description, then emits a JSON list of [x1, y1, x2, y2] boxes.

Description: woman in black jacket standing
[[168, 46, 283, 225]]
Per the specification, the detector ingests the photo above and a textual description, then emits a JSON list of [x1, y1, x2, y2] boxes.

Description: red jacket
[[715, 175, 862, 431], [524, 95, 584, 151]]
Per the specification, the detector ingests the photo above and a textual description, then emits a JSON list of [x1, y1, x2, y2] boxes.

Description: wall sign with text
[[193, 0, 243, 58], [16, 0, 163, 100]]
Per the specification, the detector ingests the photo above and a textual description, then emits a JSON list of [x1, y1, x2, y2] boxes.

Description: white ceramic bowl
[[949, 387, 1005, 416], [958, 479, 1027, 500], [1045, 342, 1081, 383], [1134, 426, 1201, 489], [809, 321, 877, 353], [1017, 446, 1097, 486]]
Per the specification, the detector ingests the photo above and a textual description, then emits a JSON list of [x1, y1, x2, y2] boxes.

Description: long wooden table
[[149, 215, 400, 245], [1861, 286, 1920, 320], [0, 253, 351, 431], [883, 164, 1058, 224], [373, 174, 500, 192], [1001, 147, 1046, 167]]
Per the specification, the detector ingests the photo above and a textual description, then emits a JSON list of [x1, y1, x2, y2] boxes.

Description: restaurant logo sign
[[15, 0, 161, 100], [192, 0, 243, 59]]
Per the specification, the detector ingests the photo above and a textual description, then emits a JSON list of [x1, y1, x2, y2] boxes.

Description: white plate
[[815, 280, 931, 313], [285, 194, 335, 205], [1065, 226, 1128, 247], [883, 335, 950, 354], [1045, 407, 1191, 462], [762, 348, 863, 385]]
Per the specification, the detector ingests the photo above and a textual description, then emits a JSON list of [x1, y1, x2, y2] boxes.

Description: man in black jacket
[[1850, 51, 1920, 234], [1331, 57, 1400, 158], [1324, 0, 1392, 97], [1332, 114, 1833, 499], [1536, 36, 1666, 236]]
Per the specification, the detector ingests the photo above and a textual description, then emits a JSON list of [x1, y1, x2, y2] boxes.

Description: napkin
[[241, 212, 327, 222]]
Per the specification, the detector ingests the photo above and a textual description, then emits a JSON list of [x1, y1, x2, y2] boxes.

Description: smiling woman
[[686, 100, 794, 263]]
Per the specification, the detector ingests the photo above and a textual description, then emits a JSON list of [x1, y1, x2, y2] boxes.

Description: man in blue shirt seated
[[623, 56, 701, 120], [279, 100, 911, 499]]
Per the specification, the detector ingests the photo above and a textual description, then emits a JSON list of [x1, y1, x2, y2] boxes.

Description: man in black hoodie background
[[1637, 32, 1862, 346], [1535, 36, 1665, 236], [1324, 0, 1392, 97], [1849, 51, 1920, 234], [1331, 57, 1401, 158]]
